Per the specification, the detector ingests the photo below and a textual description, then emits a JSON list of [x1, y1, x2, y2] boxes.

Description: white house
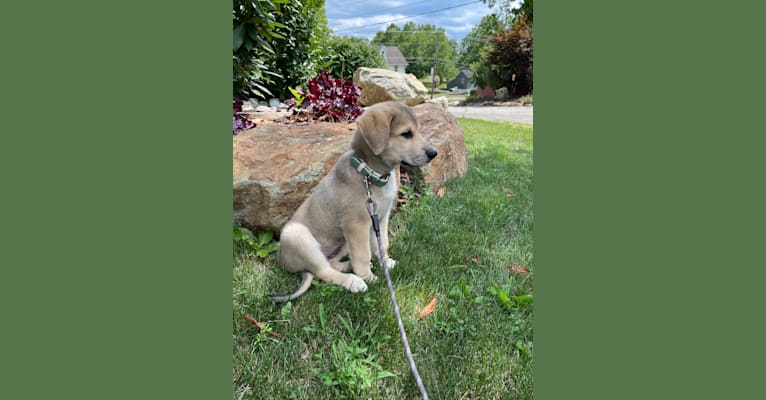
[[376, 45, 408, 73]]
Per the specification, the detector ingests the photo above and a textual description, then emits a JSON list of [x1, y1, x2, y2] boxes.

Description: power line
[[342, 0, 435, 19], [332, 0, 483, 32]]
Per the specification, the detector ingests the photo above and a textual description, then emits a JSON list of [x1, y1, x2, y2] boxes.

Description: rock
[[233, 104, 468, 233], [411, 103, 468, 189], [255, 105, 272, 112], [426, 96, 449, 110], [233, 122, 356, 232], [268, 98, 281, 108], [496, 87, 508, 99], [353, 67, 428, 106]]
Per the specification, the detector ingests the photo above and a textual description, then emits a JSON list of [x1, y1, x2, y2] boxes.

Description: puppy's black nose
[[426, 148, 438, 160]]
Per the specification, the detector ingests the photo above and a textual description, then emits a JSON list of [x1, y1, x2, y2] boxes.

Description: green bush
[[322, 36, 386, 81]]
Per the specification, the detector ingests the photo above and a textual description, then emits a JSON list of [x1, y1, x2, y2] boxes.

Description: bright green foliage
[[233, 227, 279, 259], [371, 22, 458, 85], [311, 315, 395, 399], [265, 0, 330, 100], [321, 36, 387, 81], [233, 0, 329, 100], [233, 0, 286, 99]]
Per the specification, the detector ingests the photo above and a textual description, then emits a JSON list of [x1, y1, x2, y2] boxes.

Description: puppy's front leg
[[377, 211, 396, 270], [344, 219, 377, 283]]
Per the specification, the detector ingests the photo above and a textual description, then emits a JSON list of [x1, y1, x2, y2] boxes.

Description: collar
[[350, 153, 390, 187]]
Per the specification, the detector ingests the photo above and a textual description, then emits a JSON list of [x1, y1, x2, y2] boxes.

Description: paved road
[[448, 105, 533, 125]]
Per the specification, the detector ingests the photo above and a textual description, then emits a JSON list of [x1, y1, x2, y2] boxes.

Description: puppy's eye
[[402, 131, 413, 139]]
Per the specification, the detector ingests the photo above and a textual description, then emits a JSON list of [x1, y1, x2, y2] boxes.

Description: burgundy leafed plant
[[233, 99, 255, 135], [288, 71, 363, 122]]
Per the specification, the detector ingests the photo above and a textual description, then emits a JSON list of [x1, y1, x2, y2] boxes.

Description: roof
[[460, 69, 474, 79], [377, 45, 408, 66]]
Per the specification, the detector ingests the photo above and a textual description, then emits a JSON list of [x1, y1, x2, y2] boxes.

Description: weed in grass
[[308, 311, 396, 399], [233, 226, 279, 258]]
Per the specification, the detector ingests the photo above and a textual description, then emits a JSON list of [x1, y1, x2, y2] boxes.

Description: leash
[[364, 177, 429, 400]]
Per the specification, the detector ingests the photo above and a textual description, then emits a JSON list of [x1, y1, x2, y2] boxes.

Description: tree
[[370, 23, 458, 85], [484, 21, 533, 95], [321, 36, 387, 81], [481, 0, 533, 27], [458, 14, 506, 70]]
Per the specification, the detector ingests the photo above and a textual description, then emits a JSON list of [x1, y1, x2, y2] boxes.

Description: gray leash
[[364, 177, 429, 400]]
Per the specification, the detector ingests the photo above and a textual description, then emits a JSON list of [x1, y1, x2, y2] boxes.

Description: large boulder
[[233, 122, 355, 232], [353, 67, 429, 106], [233, 104, 468, 233], [411, 103, 468, 188]]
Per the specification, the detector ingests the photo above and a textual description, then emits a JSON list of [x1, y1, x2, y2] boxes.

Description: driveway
[[448, 105, 533, 125]]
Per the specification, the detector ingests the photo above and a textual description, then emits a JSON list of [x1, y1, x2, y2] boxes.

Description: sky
[[324, 0, 497, 44]]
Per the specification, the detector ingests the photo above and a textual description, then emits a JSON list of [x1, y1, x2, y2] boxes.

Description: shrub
[[288, 71, 363, 122], [322, 36, 386, 81]]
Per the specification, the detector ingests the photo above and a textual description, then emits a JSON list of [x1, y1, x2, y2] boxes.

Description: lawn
[[233, 118, 533, 399]]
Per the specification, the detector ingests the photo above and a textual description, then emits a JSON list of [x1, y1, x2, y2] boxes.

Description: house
[[447, 69, 475, 90], [376, 45, 408, 73]]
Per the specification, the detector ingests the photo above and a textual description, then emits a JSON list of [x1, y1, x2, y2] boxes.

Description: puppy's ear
[[356, 105, 392, 155]]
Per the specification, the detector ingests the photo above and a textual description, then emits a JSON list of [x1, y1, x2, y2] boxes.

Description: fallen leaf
[[436, 187, 446, 197], [243, 313, 283, 339], [397, 198, 408, 204], [501, 185, 515, 197], [417, 298, 438, 320], [468, 255, 480, 264], [510, 264, 529, 274]]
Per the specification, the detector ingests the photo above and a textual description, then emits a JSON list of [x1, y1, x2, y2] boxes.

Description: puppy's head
[[353, 101, 437, 169]]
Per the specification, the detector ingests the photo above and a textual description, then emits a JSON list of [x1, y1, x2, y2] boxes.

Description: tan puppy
[[269, 102, 437, 302]]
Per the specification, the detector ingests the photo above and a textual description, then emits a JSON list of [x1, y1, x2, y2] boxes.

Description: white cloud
[[326, 0, 495, 42]]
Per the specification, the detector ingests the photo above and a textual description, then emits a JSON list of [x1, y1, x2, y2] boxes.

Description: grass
[[233, 118, 533, 399]]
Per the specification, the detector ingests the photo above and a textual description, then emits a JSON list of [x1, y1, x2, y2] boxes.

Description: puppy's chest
[[371, 180, 398, 209]]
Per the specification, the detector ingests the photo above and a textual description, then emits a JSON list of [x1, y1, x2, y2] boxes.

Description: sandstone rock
[[233, 122, 356, 232], [426, 96, 449, 110], [233, 104, 468, 233], [353, 67, 428, 106], [411, 103, 468, 189]]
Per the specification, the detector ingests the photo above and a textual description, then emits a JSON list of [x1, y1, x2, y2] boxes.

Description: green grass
[[233, 118, 533, 399]]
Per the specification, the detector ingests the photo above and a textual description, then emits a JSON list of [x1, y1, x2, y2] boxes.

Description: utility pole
[[430, 36, 438, 99]]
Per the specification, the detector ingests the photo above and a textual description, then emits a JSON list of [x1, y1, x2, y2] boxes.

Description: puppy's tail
[[268, 272, 314, 303]]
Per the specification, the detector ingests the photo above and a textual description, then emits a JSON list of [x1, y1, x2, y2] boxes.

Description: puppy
[[269, 101, 437, 302]]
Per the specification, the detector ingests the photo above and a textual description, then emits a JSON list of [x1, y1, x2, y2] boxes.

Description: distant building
[[447, 69, 475, 90], [376, 45, 408, 73]]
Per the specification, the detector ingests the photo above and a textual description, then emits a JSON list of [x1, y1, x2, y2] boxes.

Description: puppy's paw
[[361, 272, 378, 283], [385, 258, 396, 270], [343, 275, 368, 293]]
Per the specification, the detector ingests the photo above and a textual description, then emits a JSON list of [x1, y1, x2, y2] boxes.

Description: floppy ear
[[356, 105, 392, 155]]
